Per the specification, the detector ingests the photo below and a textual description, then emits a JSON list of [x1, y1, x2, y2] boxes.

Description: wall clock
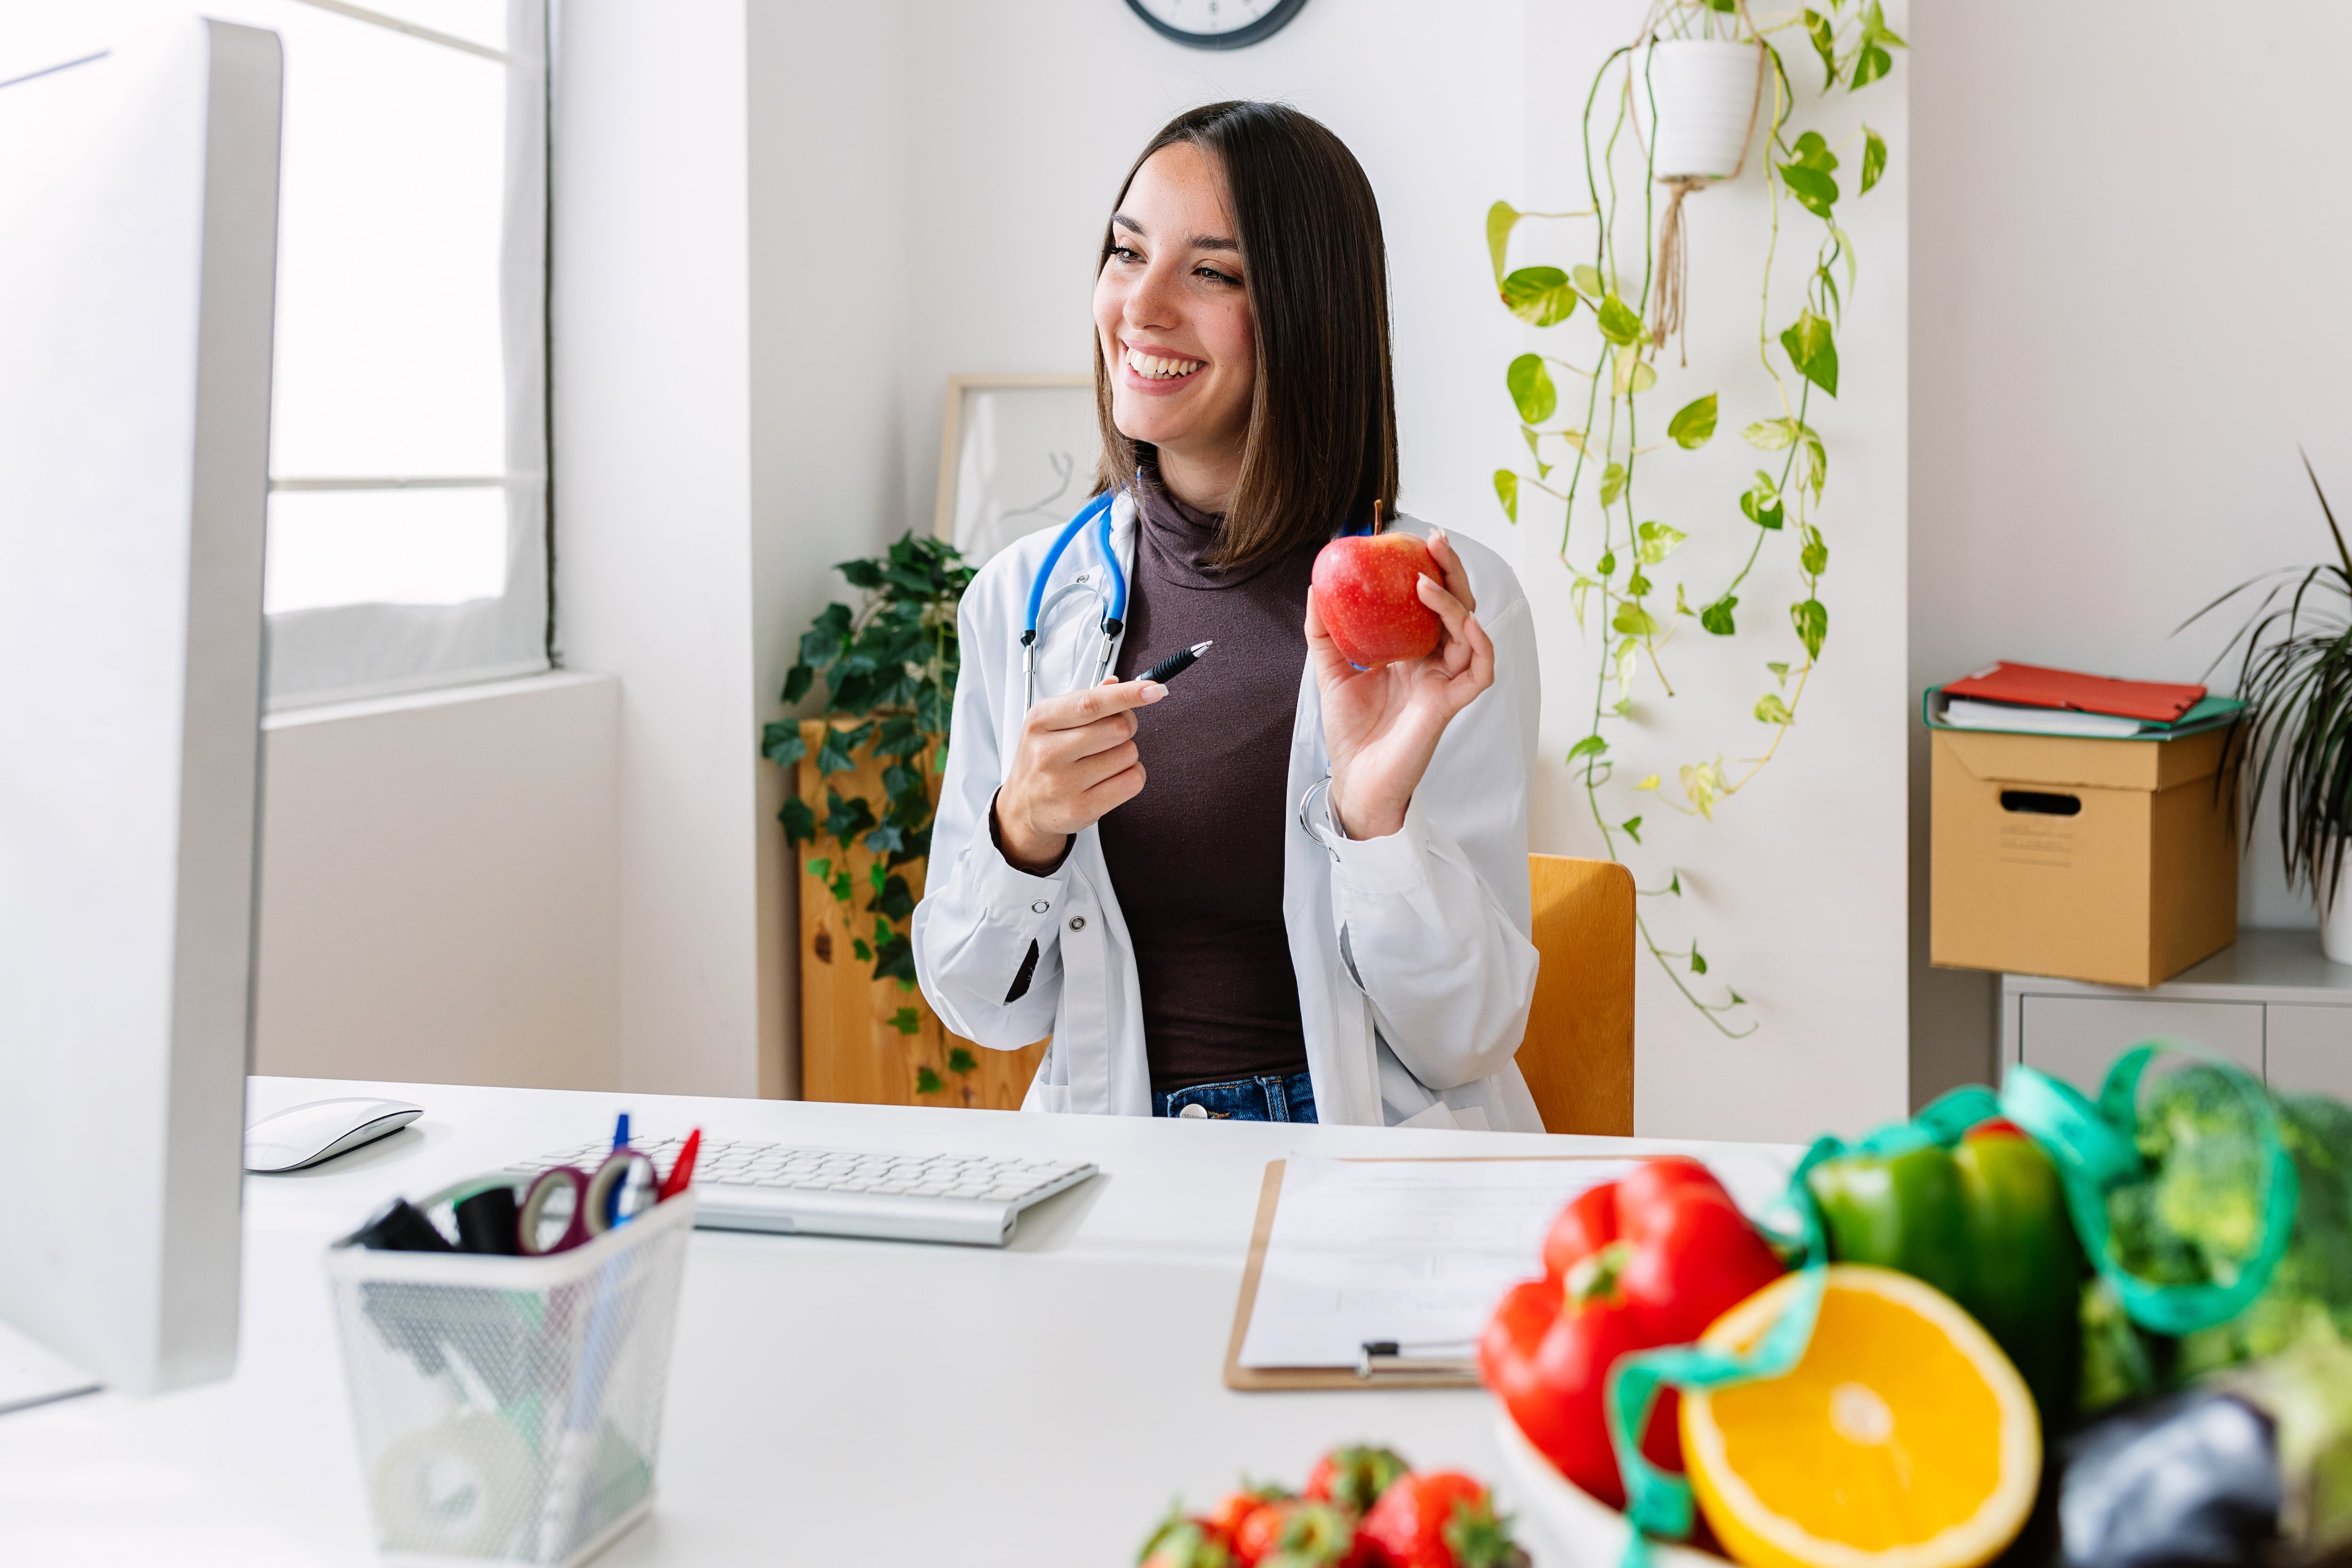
[[1124, 0, 1311, 51]]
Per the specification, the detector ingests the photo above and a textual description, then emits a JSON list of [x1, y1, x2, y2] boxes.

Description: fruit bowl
[[1491, 1414, 1733, 1568]]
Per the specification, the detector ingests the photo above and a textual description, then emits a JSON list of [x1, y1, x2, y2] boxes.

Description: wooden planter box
[[795, 719, 1047, 1108]]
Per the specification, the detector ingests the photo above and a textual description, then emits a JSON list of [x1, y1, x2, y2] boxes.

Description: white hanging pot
[[1635, 39, 1766, 184], [2321, 857, 2352, 964]]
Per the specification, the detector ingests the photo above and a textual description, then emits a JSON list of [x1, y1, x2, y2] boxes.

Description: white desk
[[0, 1078, 1790, 1567]]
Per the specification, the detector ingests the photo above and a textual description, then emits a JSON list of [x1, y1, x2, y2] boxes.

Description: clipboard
[[1222, 1155, 1635, 1392]]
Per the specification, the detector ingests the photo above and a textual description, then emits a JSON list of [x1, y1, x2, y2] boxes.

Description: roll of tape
[[371, 1411, 532, 1557], [519, 1166, 590, 1255]]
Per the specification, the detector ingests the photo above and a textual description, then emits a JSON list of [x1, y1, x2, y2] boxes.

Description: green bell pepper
[[1807, 1119, 2085, 1429]]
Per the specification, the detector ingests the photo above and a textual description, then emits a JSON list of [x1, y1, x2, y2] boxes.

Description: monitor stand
[[0, 1316, 100, 1417]]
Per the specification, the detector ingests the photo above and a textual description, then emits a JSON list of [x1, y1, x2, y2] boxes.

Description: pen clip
[[1356, 1339, 1478, 1380]]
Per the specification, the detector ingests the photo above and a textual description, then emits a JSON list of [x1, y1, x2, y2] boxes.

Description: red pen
[[658, 1128, 702, 1201]]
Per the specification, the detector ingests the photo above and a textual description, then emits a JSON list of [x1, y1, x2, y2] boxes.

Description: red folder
[[1942, 662, 2206, 724]]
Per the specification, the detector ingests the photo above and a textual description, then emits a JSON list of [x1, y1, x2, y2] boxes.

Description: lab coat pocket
[[1026, 1081, 1072, 1114]]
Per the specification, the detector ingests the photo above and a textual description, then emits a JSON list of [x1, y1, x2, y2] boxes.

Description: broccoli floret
[[2120, 1072, 2352, 1381]]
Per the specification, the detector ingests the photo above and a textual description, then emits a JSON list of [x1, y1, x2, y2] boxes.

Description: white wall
[[253, 673, 619, 1088], [831, 0, 1910, 1141], [745, 0, 914, 1101], [1908, 0, 2352, 1099], [553, 0, 781, 1098]]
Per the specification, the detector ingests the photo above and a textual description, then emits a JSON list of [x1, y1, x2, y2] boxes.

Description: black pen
[[1140, 640, 1213, 686]]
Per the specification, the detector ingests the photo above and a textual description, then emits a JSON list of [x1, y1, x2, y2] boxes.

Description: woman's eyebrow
[[1190, 233, 1240, 254]]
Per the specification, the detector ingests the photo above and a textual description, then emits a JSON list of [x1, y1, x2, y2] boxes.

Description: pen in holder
[[324, 1189, 695, 1567]]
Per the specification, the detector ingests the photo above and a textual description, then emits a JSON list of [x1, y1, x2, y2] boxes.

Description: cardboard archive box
[[1930, 724, 2237, 987]]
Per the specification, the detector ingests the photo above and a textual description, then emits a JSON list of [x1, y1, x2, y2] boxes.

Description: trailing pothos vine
[[763, 533, 984, 1097], [1486, 0, 1902, 1034]]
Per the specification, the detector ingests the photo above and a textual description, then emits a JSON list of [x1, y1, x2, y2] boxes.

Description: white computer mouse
[[243, 1097, 422, 1172]]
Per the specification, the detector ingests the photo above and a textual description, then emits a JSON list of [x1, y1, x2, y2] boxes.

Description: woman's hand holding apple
[[1307, 528, 1495, 841]]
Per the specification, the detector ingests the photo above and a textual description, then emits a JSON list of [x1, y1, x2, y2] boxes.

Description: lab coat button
[[1030, 900, 1049, 914], [1069, 916, 1086, 931]]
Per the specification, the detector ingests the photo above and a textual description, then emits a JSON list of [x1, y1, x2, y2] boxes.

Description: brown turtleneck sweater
[[1098, 473, 1319, 1093]]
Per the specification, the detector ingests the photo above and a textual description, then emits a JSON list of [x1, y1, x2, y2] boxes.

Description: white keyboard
[[510, 1134, 1097, 1247]]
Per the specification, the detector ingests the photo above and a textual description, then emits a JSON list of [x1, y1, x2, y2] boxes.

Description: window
[[4, 1, 549, 708]]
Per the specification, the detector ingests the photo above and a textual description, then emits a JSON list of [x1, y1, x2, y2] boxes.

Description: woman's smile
[[1120, 342, 1207, 388]]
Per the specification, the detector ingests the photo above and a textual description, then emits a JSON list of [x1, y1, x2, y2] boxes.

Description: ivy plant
[[1485, 0, 1901, 1034], [764, 533, 972, 1004]]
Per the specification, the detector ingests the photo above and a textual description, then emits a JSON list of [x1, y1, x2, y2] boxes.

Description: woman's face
[[1092, 142, 1256, 499]]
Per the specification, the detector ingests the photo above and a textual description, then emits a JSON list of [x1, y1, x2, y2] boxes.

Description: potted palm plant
[[2199, 454, 2352, 961]]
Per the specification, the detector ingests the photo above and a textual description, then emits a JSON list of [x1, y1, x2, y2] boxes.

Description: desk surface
[[1, 1079, 1792, 1567]]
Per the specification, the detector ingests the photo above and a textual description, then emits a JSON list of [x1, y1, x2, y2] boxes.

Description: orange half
[[1680, 1265, 2040, 1568]]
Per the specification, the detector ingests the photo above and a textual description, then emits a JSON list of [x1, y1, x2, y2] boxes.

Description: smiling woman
[[911, 102, 1548, 1133]]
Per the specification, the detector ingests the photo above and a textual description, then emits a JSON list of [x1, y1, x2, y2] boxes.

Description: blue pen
[[611, 1111, 629, 1153]]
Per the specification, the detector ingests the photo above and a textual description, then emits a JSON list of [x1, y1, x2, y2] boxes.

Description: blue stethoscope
[[1021, 489, 1127, 711], [1020, 485, 1381, 710]]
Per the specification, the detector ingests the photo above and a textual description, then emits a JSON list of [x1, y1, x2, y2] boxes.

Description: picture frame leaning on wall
[[932, 374, 1102, 569]]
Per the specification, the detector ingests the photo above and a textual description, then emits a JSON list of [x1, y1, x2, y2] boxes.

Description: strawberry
[[1302, 1446, 1412, 1514], [1357, 1472, 1526, 1568], [1210, 1484, 1294, 1564], [1139, 1505, 1234, 1568], [1245, 1500, 1361, 1568]]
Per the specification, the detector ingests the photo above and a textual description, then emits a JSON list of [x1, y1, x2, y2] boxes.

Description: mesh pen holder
[[324, 1191, 696, 1568]]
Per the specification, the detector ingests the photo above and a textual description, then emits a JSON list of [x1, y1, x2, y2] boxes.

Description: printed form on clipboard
[[1227, 1155, 1640, 1390]]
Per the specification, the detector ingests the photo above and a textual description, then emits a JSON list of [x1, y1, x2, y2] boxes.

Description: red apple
[[1311, 532, 1442, 668]]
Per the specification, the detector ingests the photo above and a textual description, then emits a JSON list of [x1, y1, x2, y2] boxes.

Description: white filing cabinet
[[2001, 928, 2352, 1097]]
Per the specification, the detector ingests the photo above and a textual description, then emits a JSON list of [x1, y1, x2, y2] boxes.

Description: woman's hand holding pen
[[1307, 528, 1495, 841], [993, 677, 1167, 873]]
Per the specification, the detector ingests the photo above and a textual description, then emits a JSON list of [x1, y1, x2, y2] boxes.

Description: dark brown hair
[[1094, 101, 1398, 569]]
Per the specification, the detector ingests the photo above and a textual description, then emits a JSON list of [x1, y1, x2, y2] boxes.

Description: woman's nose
[[1123, 260, 1184, 330]]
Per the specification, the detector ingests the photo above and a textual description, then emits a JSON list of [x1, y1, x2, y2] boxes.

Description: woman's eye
[[1111, 246, 1142, 263], [1197, 266, 1239, 286]]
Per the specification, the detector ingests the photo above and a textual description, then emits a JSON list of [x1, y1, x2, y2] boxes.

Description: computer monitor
[[0, 16, 280, 1399]]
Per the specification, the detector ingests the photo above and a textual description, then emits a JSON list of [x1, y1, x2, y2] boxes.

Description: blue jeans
[[1153, 1071, 1318, 1122]]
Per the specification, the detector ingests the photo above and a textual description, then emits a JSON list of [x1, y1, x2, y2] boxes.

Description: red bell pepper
[[1481, 1157, 1786, 1507]]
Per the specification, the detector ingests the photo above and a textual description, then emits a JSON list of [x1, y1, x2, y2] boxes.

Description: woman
[[911, 101, 1542, 1131]]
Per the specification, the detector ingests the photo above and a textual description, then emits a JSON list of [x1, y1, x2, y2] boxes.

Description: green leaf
[[1790, 597, 1828, 658], [830, 869, 853, 904], [1613, 603, 1661, 637], [947, 1045, 977, 1074], [1744, 418, 1800, 451], [868, 861, 886, 891], [1637, 521, 1686, 564], [1851, 42, 1892, 89], [1755, 692, 1796, 725], [1675, 583, 1695, 617], [1600, 463, 1628, 506], [1780, 163, 1839, 219], [1791, 130, 1839, 174], [866, 873, 916, 923], [1501, 266, 1579, 326], [1668, 871, 1682, 896], [781, 663, 815, 705], [1566, 734, 1609, 764], [853, 937, 874, 963], [1570, 575, 1598, 629], [1829, 224, 1859, 294], [779, 796, 816, 843], [1597, 549, 1618, 577], [1520, 426, 1542, 459], [1612, 348, 1657, 396], [1780, 309, 1839, 397], [1803, 8, 1837, 88], [1572, 264, 1606, 301], [1621, 816, 1644, 844], [1612, 696, 1634, 717], [1860, 126, 1887, 194], [890, 1006, 921, 1036], [1803, 427, 1829, 497], [1740, 488, 1785, 530], [1800, 525, 1829, 576], [1596, 295, 1645, 346], [1506, 353, 1557, 424], [823, 787, 878, 844], [1700, 595, 1739, 636], [806, 857, 832, 881], [1485, 201, 1519, 284], [1493, 469, 1519, 524], [814, 720, 874, 777], [1767, 661, 1790, 685], [1666, 394, 1718, 449], [914, 1066, 942, 1095], [763, 722, 808, 769], [1729, 989, 1747, 1006], [872, 932, 918, 984], [1690, 944, 1708, 976], [1626, 570, 1652, 597]]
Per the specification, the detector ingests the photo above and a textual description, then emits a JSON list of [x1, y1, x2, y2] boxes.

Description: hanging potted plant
[[2198, 455, 2352, 962], [762, 532, 1047, 1105], [1633, 1, 1768, 354]]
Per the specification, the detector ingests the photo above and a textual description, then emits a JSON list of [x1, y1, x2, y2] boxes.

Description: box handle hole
[[2000, 789, 2082, 817]]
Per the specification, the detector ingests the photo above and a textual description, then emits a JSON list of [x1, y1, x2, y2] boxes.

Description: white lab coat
[[911, 492, 1545, 1131]]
